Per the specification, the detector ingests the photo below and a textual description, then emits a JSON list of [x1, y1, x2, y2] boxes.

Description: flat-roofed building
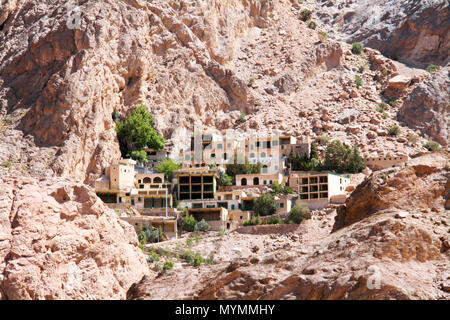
[[289, 172, 350, 209], [186, 207, 232, 231], [142, 148, 170, 170], [365, 153, 409, 171], [235, 173, 283, 186], [175, 168, 218, 201], [121, 216, 178, 240], [94, 159, 136, 204]]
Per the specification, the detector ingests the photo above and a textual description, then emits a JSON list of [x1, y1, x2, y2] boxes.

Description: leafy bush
[[181, 250, 194, 263], [351, 42, 363, 55], [300, 9, 312, 21], [382, 112, 389, 119], [355, 76, 363, 87], [308, 21, 317, 29], [148, 249, 160, 263], [423, 141, 441, 151], [192, 253, 203, 267], [267, 216, 284, 225], [243, 215, 261, 226], [289, 201, 310, 224], [388, 99, 398, 107], [236, 112, 247, 125], [182, 215, 197, 232], [426, 64, 439, 73], [156, 158, 179, 180], [218, 173, 233, 186], [194, 219, 211, 232], [253, 194, 278, 216], [388, 125, 401, 136], [138, 226, 163, 244], [163, 260, 174, 270], [358, 65, 365, 73]]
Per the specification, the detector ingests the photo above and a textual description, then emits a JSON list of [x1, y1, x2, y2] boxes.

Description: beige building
[[365, 153, 409, 171], [94, 159, 136, 204], [289, 172, 350, 209], [235, 173, 283, 186], [122, 216, 178, 240], [186, 207, 234, 231], [175, 168, 218, 201]]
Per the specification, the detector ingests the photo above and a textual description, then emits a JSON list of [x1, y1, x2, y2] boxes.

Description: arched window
[[253, 177, 259, 185], [241, 178, 247, 186], [262, 165, 268, 173], [143, 177, 151, 184], [153, 177, 162, 184]]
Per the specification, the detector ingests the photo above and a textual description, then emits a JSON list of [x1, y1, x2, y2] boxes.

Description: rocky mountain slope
[[313, 0, 450, 68], [0, 176, 148, 299], [128, 153, 449, 300], [0, 0, 445, 184]]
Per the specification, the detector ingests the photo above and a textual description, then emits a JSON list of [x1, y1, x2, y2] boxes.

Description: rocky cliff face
[[128, 153, 450, 300], [0, 0, 434, 183], [0, 176, 148, 299], [314, 0, 450, 68], [399, 67, 449, 146]]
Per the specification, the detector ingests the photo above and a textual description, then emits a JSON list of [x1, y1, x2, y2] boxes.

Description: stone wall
[[236, 223, 299, 235]]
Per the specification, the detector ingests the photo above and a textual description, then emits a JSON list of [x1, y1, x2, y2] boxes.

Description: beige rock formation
[[0, 176, 148, 300]]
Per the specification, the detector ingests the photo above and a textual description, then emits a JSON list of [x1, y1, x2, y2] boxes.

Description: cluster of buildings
[[93, 132, 409, 242]]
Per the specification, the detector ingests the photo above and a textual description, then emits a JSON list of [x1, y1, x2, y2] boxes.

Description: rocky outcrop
[[334, 152, 448, 230], [398, 67, 449, 146], [0, 176, 148, 300], [315, 0, 450, 68]]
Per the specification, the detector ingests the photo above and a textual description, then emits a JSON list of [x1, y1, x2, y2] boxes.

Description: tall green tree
[[115, 104, 165, 157], [225, 152, 261, 177], [346, 144, 366, 173], [253, 194, 277, 216], [323, 140, 351, 173]]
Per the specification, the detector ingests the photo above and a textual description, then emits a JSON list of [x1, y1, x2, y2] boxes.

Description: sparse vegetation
[[247, 78, 255, 86], [308, 21, 317, 30], [138, 225, 164, 244], [423, 141, 441, 152], [300, 9, 312, 22], [351, 42, 363, 55], [318, 134, 331, 145], [426, 64, 439, 73], [382, 69, 389, 76], [182, 215, 197, 232], [236, 112, 247, 125], [355, 76, 363, 87], [225, 152, 261, 177], [148, 249, 160, 263], [163, 260, 174, 270], [407, 133, 419, 146], [1, 161, 12, 168], [376, 102, 389, 113], [319, 31, 328, 42], [323, 141, 366, 173], [359, 64, 365, 73], [388, 98, 398, 107], [388, 125, 401, 136]]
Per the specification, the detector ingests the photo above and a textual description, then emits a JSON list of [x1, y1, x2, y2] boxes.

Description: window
[[272, 140, 278, 146], [224, 153, 227, 160], [261, 152, 266, 158], [131, 199, 135, 205], [269, 180, 273, 184], [231, 204, 235, 210], [140, 184, 144, 189], [275, 165, 278, 171], [217, 144, 222, 149], [263, 180, 267, 185], [280, 203, 284, 208], [138, 197, 141, 202], [256, 141, 260, 147], [240, 216, 243, 219], [281, 145, 284, 150], [227, 143, 231, 148], [250, 153, 255, 158]]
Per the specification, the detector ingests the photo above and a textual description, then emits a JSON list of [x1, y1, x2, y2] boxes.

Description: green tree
[[156, 158, 179, 180], [346, 144, 366, 173], [323, 140, 351, 173], [130, 150, 148, 163], [115, 104, 165, 157], [225, 153, 261, 177], [218, 173, 233, 186], [253, 194, 277, 216], [194, 219, 211, 232]]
